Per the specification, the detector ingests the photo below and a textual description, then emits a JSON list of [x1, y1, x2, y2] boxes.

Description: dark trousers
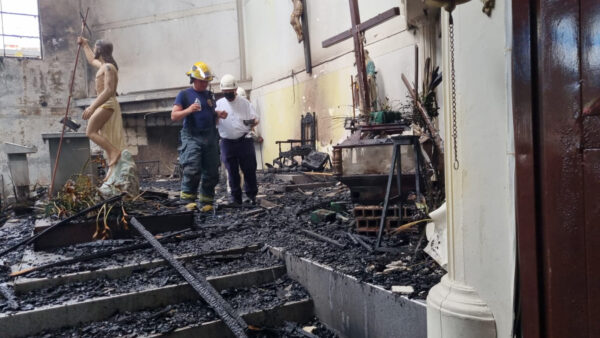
[[179, 127, 220, 201], [220, 137, 258, 201]]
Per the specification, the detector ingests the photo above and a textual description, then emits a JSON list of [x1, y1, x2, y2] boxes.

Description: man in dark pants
[[215, 74, 259, 205], [171, 62, 227, 212]]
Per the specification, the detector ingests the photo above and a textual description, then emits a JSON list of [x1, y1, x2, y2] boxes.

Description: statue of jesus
[[290, 0, 304, 43], [77, 37, 126, 180]]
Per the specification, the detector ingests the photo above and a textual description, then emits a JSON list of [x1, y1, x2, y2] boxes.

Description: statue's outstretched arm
[[78, 37, 101, 69]]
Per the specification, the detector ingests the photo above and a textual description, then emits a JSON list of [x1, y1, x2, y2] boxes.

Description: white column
[[426, 8, 497, 338]]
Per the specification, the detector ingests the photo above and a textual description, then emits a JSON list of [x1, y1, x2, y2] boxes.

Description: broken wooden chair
[[271, 112, 316, 168]]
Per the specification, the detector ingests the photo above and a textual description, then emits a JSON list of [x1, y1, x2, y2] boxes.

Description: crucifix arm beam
[[322, 7, 400, 48]]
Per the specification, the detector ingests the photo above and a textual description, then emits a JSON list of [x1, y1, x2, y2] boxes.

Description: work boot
[[177, 191, 197, 206], [244, 197, 256, 205], [226, 196, 242, 206], [199, 203, 214, 212], [179, 191, 197, 201], [184, 202, 198, 211], [198, 194, 214, 204]]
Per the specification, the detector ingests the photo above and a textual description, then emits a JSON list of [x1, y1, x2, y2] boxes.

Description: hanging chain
[[449, 13, 460, 170]]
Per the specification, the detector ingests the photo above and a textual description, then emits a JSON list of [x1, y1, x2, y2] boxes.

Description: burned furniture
[[272, 112, 316, 168], [332, 123, 424, 238], [301, 150, 331, 171], [332, 124, 416, 204]]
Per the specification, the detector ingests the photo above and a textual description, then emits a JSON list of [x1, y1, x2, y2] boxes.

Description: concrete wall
[[243, 0, 437, 166], [81, 0, 241, 94], [442, 1, 515, 337], [0, 0, 86, 196], [0, 0, 442, 193], [78, 0, 243, 176], [0, 0, 243, 195]]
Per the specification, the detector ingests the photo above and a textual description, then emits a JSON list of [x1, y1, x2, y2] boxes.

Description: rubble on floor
[[0, 170, 444, 336]]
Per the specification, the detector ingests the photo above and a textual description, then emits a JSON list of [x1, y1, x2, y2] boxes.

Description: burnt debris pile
[[0, 171, 443, 337]]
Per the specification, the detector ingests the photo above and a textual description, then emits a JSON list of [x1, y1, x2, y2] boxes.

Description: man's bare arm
[[171, 105, 191, 121]]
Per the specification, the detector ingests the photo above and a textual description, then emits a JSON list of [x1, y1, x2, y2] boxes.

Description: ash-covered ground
[[0, 172, 443, 337], [146, 172, 445, 298], [0, 172, 444, 301]]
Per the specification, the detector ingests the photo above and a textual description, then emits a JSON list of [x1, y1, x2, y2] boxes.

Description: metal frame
[[374, 135, 422, 252], [0, 0, 42, 59]]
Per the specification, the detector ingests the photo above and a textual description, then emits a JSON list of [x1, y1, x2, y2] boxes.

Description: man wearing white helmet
[[236, 87, 247, 99], [171, 62, 227, 211], [216, 74, 259, 205]]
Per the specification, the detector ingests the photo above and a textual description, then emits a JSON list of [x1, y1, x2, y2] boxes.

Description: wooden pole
[[49, 8, 89, 196], [401, 73, 444, 154], [351, 75, 356, 120]]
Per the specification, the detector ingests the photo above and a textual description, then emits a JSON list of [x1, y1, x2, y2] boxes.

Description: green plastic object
[[330, 201, 346, 213], [310, 209, 336, 224], [369, 111, 403, 124]]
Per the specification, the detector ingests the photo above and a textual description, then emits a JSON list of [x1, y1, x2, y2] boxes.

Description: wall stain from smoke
[[50, 70, 65, 92], [0, 0, 87, 193], [258, 68, 354, 164]]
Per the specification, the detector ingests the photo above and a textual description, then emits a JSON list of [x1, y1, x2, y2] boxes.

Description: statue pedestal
[[99, 149, 139, 197]]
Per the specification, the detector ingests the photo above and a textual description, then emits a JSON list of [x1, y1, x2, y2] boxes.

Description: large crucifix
[[322, 1, 400, 115]]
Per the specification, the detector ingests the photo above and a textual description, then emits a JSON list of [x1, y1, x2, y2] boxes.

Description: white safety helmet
[[220, 74, 237, 91], [236, 87, 247, 98]]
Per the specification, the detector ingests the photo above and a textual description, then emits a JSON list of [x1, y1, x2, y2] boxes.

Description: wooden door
[[512, 0, 600, 337]]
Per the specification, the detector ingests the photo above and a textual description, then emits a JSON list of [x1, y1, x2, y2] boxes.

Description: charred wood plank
[[0, 193, 125, 258], [284, 181, 337, 192], [353, 233, 374, 252], [300, 229, 345, 248], [1, 266, 285, 338], [346, 232, 359, 245], [129, 217, 248, 338], [10, 229, 194, 278], [11, 244, 262, 291], [33, 210, 194, 250], [158, 299, 314, 338]]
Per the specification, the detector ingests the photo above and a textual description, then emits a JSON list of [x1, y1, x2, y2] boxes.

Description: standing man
[[171, 62, 227, 211], [216, 74, 259, 205]]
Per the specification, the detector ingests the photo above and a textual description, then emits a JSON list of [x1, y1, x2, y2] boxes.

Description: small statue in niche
[[365, 49, 378, 112], [290, 0, 304, 43], [482, 0, 495, 17]]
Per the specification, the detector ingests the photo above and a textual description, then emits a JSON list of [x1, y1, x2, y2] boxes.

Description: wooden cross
[[322, 1, 400, 115], [301, 0, 312, 73]]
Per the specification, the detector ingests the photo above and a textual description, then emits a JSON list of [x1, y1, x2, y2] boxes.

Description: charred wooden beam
[[346, 232, 359, 245], [300, 229, 345, 248], [13, 245, 263, 293], [352, 233, 374, 252], [32, 210, 193, 250], [129, 217, 248, 338], [2, 266, 287, 338], [10, 229, 197, 278], [0, 193, 125, 258]]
